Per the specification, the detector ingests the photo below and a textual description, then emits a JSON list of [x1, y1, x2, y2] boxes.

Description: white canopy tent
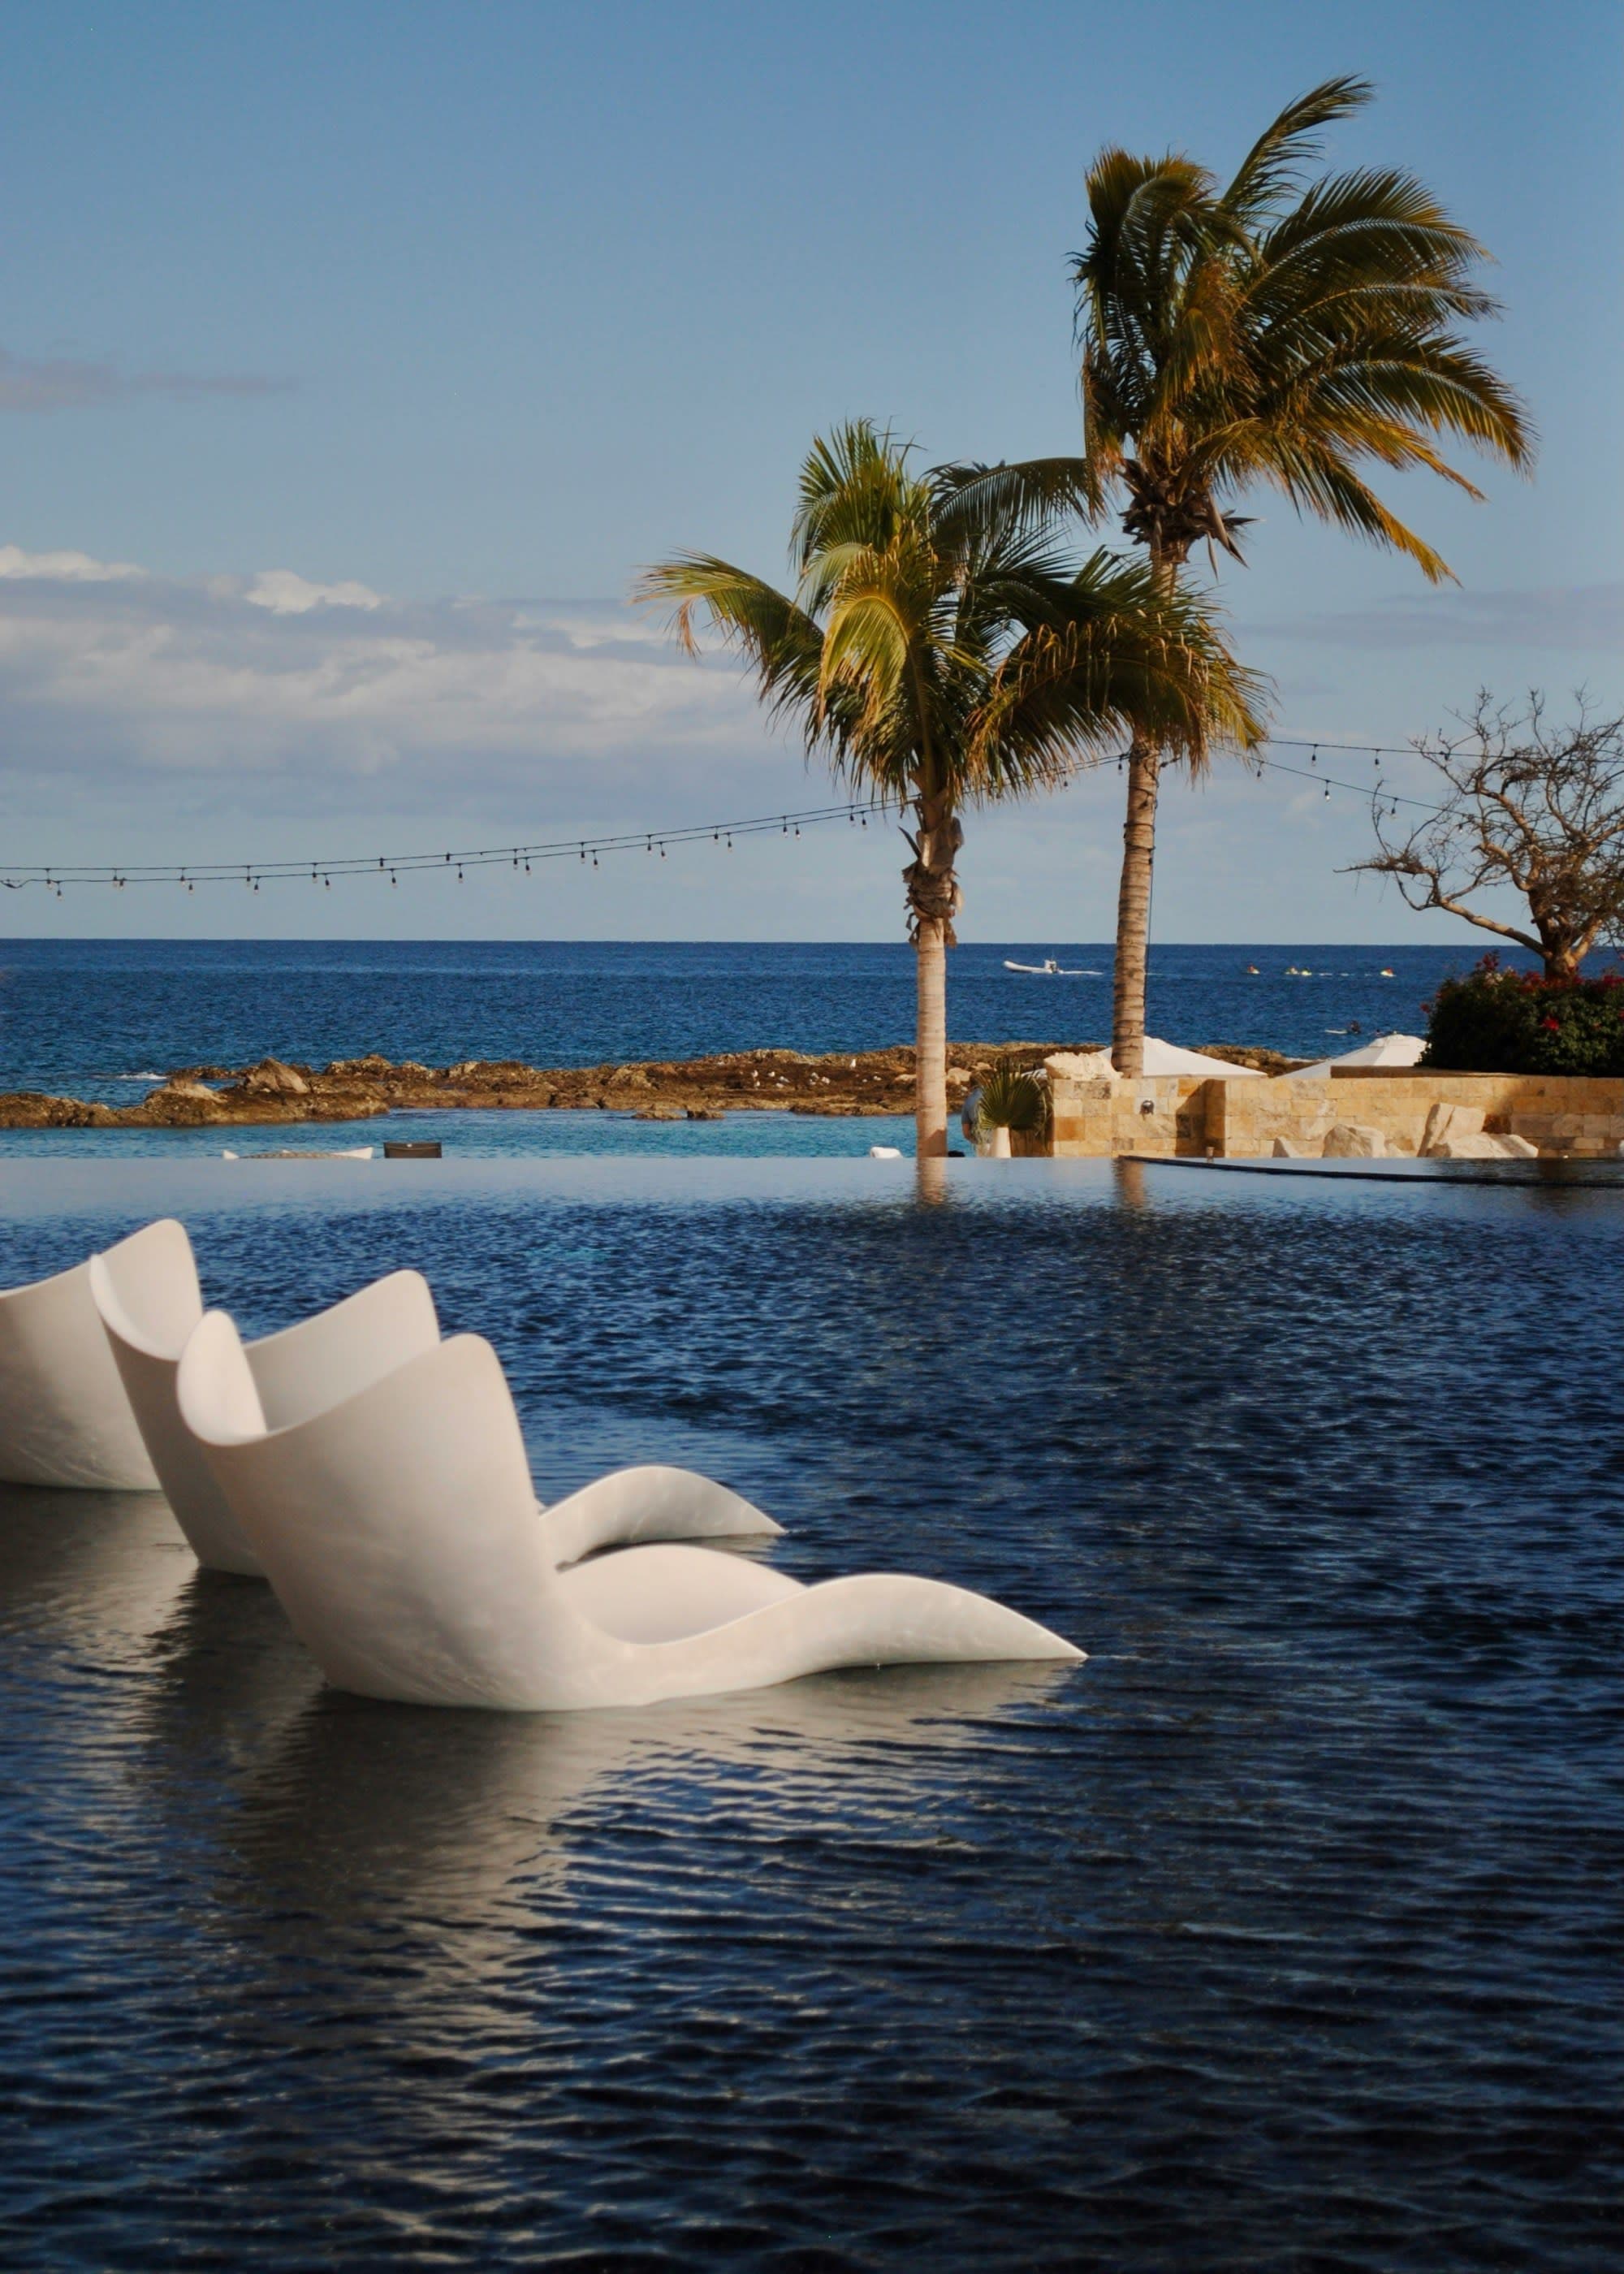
[[1282, 1032, 1426, 1080], [1043, 1039, 1263, 1081], [1141, 1037, 1263, 1079]]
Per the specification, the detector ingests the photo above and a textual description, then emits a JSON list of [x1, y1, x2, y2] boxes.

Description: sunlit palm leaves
[[638, 420, 1261, 1147]]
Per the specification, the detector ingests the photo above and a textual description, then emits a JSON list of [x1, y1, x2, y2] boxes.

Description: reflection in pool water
[[1, 1158, 1620, 2269]]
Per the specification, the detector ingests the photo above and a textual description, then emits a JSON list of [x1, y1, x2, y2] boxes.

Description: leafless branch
[[1346, 692, 1624, 979]]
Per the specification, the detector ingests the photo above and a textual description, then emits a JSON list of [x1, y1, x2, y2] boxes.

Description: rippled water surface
[[2, 1160, 1620, 2270]]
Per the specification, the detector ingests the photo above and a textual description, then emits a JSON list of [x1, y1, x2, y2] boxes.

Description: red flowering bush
[[1423, 956, 1624, 1074]]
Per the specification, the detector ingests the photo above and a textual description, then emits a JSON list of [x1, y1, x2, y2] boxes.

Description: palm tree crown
[[1074, 72, 1533, 578], [640, 419, 1263, 1153]]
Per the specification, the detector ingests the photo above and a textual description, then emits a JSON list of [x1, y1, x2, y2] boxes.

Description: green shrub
[[974, 1067, 1050, 1135], [1422, 956, 1624, 1074]]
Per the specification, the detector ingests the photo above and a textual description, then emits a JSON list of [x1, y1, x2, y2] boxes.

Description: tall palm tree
[[947, 75, 1533, 1074], [640, 421, 1263, 1153]]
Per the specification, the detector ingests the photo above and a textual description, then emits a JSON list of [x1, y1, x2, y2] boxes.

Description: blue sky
[[0, 0, 1618, 941]]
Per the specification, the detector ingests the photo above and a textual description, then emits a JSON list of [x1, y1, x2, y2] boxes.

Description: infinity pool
[[2, 1159, 1619, 2269]]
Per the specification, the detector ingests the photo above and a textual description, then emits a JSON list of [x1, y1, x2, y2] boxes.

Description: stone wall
[[1048, 1067, 1213, 1157], [1211, 1070, 1624, 1159], [1044, 1058, 1624, 1160]]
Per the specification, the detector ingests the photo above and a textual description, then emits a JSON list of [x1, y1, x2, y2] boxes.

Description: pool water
[[0, 1105, 918, 1160], [1, 1158, 1619, 2270]]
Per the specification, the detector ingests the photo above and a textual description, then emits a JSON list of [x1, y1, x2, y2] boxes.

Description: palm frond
[[974, 552, 1270, 781], [1220, 75, 1373, 225], [1067, 77, 1532, 573], [933, 456, 1102, 542]]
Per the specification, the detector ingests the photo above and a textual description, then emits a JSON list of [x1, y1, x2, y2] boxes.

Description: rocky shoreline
[[0, 1040, 1298, 1130]]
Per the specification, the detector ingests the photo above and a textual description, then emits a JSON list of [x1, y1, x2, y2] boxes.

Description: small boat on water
[[1245, 963, 1260, 975], [1379, 966, 1397, 978], [1004, 957, 1095, 975]]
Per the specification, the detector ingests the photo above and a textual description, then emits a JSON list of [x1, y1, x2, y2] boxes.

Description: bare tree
[[1352, 694, 1624, 980]]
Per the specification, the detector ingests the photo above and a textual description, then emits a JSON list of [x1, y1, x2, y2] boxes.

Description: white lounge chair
[[175, 1313, 1082, 1711], [90, 1219, 782, 1578], [0, 1250, 161, 1490]]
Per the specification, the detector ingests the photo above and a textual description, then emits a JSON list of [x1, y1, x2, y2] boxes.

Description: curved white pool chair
[[176, 1314, 1082, 1712], [90, 1221, 780, 1579], [0, 1250, 161, 1490]]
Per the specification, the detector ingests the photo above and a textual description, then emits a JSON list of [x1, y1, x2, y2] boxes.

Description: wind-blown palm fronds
[[639, 421, 1261, 1155], [944, 77, 1532, 1074]]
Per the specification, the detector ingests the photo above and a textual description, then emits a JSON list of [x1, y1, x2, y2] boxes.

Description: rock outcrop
[[241, 1057, 309, 1096], [0, 1041, 1073, 1131], [1322, 1122, 1388, 1159]]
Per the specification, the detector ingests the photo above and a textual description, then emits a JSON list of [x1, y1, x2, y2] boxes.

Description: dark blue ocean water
[[0, 1156, 1620, 2271], [0, 938, 1526, 1100]]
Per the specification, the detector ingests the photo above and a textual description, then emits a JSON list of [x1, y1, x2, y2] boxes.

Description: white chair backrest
[[90, 1249, 439, 1578], [88, 1218, 203, 1360], [245, 1270, 439, 1431], [89, 1223, 256, 1571], [0, 1251, 160, 1490], [176, 1317, 577, 1702]]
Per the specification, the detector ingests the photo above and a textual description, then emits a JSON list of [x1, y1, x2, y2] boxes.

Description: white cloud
[[0, 543, 145, 583], [0, 541, 770, 822], [245, 569, 384, 615]]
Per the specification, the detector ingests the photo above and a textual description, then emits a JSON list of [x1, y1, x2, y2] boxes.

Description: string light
[[3, 736, 1437, 893]]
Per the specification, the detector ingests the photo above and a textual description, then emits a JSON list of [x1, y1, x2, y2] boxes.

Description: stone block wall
[[1212, 1071, 1624, 1159], [1048, 1070, 1212, 1157], [1043, 1059, 1624, 1160]]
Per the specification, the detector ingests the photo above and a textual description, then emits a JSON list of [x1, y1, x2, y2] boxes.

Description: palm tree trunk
[[1111, 533, 1174, 1079], [914, 917, 949, 1157], [904, 791, 961, 1159], [1111, 734, 1161, 1076]]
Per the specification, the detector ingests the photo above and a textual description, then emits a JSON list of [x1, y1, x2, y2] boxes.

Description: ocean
[[0, 937, 1517, 1100]]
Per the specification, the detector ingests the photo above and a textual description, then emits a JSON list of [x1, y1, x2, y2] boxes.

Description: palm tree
[[639, 420, 1263, 1154], [946, 75, 1533, 1074]]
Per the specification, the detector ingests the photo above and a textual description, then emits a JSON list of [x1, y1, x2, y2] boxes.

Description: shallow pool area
[[0, 1104, 919, 1161], [2, 1157, 1620, 2268]]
